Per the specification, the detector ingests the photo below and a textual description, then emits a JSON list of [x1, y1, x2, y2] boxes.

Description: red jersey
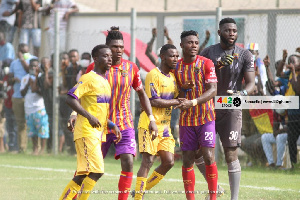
[[86, 59, 143, 132], [173, 55, 217, 126]]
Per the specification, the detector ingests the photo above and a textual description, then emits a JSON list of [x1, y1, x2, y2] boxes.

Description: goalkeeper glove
[[217, 54, 234, 69]]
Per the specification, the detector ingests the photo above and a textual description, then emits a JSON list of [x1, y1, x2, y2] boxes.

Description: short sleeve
[[8, 44, 15, 60], [67, 75, 93, 100], [204, 59, 218, 83], [9, 61, 15, 74], [145, 71, 160, 100], [132, 64, 143, 91], [243, 50, 255, 72]]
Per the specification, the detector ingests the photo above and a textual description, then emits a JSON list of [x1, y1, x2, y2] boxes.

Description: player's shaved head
[[106, 26, 123, 45], [160, 44, 177, 56], [219, 17, 236, 28], [91, 44, 110, 58], [180, 30, 198, 41]]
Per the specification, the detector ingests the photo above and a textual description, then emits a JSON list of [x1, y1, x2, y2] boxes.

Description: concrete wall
[[40, 10, 300, 67]]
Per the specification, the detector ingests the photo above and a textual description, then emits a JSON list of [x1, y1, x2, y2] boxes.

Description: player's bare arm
[[243, 71, 255, 95], [264, 55, 282, 88], [276, 49, 288, 77], [287, 63, 300, 95], [177, 80, 195, 98], [107, 119, 122, 144], [136, 89, 158, 140], [65, 95, 101, 128], [150, 98, 180, 108], [145, 28, 158, 66]]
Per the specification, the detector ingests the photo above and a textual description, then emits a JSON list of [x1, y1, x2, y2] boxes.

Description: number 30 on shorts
[[205, 132, 213, 141], [229, 131, 238, 141]]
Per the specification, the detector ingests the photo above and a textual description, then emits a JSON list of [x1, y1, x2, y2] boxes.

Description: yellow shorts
[[138, 127, 175, 155], [75, 137, 104, 175]]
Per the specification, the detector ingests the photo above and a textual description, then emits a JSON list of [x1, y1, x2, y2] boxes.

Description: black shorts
[[216, 110, 242, 147]]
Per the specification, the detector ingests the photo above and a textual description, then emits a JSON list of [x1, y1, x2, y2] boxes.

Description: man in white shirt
[[20, 58, 49, 155]]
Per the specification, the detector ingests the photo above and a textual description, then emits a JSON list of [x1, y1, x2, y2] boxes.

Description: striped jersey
[[138, 67, 178, 135], [173, 55, 217, 126], [67, 71, 111, 140], [86, 59, 143, 132]]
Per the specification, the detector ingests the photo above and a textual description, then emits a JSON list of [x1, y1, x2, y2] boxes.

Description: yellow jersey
[[138, 68, 178, 136], [67, 71, 111, 140]]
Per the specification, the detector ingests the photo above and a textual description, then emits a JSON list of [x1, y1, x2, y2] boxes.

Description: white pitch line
[[0, 164, 298, 193]]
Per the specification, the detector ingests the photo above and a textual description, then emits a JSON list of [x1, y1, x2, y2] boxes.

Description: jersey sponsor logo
[[210, 67, 216, 78]]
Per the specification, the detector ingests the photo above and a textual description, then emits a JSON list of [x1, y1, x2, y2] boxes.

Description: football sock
[[59, 180, 81, 200], [228, 159, 241, 200], [206, 162, 218, 200], [195, 156, 207, 181], [77, 176, 96, 200], [145, 170, 164, 190], [182, 166, 195, 200], [72, 171, 78, 200], [118, 171, 133, 200], [134, 177, 147, 200]]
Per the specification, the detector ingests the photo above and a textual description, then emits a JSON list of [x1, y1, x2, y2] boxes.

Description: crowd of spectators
[[241, 44, 300, 169], [0, 1, 299, 170]]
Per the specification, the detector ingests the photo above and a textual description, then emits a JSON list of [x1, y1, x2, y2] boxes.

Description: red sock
[[72, 171, 78, 200], [182, 166, 195, 200], [118, 171, 133, 200], [206, 162, 218, 200]]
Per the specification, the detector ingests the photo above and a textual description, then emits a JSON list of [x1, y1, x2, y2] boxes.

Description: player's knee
[[162, 159, 174, 170], [224, 147, 238, 163], [88, 172, 103, 181], [120, 154, 134, 171], [227, 159, 241, 173], [183, 159, 194, 168], [73, 175, 87, 185], [203, 156, 215, 165], [142, 158, 154, 169]]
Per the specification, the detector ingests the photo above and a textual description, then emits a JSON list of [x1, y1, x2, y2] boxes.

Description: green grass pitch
[[1, 153, 299, 200]]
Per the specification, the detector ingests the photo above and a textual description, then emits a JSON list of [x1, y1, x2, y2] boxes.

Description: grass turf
[[1, 152, 299, 200]]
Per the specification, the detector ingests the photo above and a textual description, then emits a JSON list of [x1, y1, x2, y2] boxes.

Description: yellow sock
[[59, 180, 81, 200], [145, 171, 164, 190], [77, 176, 96, 200], [134, 177, 147, 200]]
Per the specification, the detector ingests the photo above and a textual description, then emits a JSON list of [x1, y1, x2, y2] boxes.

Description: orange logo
[[208, 173, 216, 179]]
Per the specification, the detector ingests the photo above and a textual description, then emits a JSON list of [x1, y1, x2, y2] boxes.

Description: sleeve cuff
[[67, 92, 78, 100]]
